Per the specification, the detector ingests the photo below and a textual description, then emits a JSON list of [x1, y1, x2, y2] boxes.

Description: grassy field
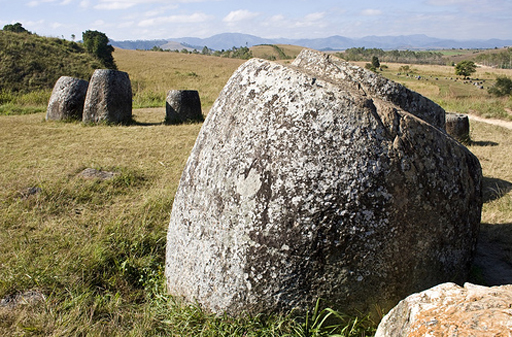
[[114, 49, 245, 111], [1, 49, 512, 336], [373, 62, 512, 120], [250, 44, 304, 61]]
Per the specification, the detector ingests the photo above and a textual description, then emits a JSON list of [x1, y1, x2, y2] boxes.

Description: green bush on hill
[[82, 30, 117, 70], [0, 29, 102, 94]]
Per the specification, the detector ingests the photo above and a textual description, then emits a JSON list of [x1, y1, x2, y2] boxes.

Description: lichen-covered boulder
[[165, 90, 203, 124], [46, 76, 88, 121], [165, 52, 482, 316], [83, 69, 132, 124], [375, 282, 512, 337]]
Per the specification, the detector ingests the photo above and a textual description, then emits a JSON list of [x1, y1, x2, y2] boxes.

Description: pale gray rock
[[446, 112, 470, 143], [46, 76, 88, 121], [79, 168, 117, 180], [165, 90, 203, 124], [165, 53, 482, 316], [375, 282, 512, 337], [291, 49, 446, 130], [1, 290, 45, 309], [83, 69, 132, 124]]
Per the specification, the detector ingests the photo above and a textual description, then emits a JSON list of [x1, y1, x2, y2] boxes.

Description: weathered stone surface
[[1, 290, 45, 309], [446, 112, 470, 143], [18, 186, 42, 199], [291, 49, 446, 130], [375, 282, 512, 337], [79, 168, 117, 181], [165, 52, 482, 316], [46, 76, 88, 121], [165, 90, 203, 124], [83, 69, 132, 124]]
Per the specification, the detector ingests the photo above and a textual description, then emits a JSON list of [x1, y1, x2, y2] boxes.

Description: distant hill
[[110, 39, 196, 51], [0, 30, 102, 93], [110, 33, 512, 52]]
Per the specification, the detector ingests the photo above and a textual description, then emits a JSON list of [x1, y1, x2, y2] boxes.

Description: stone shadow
[[471, 222, 512, 286], [131, 120, 165, 126], [482, 176, 512, 203], [470, 140, 499, 147]]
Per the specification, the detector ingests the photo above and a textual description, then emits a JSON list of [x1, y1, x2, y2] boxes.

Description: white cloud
[[118, 21, 135, 28], [138, 12, 212, 27], [26, 0, 57, 6], [304, 12, 325, 21], [24, 19, 46, 26], [292, 12, 326, 28], [94, 1, 137, 10], [425, 0, 469, 5], [269, 15, 285, 23], [80, 0, 90, 8], [361, 9, 382, 16], [144, 10, 161, 17], [223, 10, 260, 23], [90, 0, 220, 11]]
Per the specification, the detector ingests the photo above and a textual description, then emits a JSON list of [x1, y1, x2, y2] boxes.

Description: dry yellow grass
[[468, 122, 512, 224], [250, 44, 303, 60], [114, 49, 244, 110], [0, 110, 200, 193]]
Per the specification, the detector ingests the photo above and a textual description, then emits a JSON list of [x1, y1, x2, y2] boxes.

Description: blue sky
[[1, 0, 511, 41]]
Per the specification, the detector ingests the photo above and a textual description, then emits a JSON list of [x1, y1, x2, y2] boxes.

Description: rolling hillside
[[0, 30, 102, 93]]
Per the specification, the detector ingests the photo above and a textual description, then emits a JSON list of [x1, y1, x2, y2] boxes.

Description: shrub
[[488, 76, 512, 97]]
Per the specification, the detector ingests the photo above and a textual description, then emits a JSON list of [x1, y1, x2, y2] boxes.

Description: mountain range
[[111, 33, 512, 51]]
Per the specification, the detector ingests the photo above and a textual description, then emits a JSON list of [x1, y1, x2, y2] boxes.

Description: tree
[[488, 76, 512, 97], [82, 30, 117, 69], [201, 46, 211, 55], [455, 60, 476, 78], [371, 56, 380, 69], [3, 22, 31, 34]]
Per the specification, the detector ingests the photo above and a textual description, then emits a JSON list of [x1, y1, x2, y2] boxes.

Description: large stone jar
[[83, 69, 132, 124], [46, 76, 88, 121]]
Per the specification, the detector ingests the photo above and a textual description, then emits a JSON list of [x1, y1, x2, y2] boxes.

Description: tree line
[[149, 45, 253, 60], [474, 48, 512, 69], [337, 47, 446, 65]]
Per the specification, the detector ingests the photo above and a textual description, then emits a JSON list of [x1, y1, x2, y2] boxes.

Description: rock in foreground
[[83, 69, 132, 124], [375, 282, 512, 336], [165, 51, 482, 316], [46, 76, 88, 121]]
